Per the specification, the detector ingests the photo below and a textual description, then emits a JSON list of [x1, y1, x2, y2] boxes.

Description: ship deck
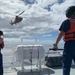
[[4, 64, 75, 75]]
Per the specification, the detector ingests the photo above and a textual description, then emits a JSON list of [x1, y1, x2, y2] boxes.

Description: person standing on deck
[[0, 31, 4, 75], [53, 6, 75, 75]]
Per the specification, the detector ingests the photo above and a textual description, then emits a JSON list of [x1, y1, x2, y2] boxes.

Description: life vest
[[0, 42, 4, 49], [0, 36, 4, 49], [64, 18, 75, 42]]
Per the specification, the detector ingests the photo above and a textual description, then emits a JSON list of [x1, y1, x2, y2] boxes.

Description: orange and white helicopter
[[0, 11, 25, 25], [9, 11, 25, 25], [10, 16, 23, 25]]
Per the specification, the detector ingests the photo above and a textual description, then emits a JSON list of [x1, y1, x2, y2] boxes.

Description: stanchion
[[25, 46, 40, 75]]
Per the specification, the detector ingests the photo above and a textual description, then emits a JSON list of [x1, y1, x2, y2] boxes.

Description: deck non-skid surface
[[4, 65, 75, 75]]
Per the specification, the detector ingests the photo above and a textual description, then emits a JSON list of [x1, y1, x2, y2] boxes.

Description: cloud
[[0, 0, 74, 42]]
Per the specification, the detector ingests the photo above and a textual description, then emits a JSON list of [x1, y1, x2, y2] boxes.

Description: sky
[[0, 0, 75, 45]]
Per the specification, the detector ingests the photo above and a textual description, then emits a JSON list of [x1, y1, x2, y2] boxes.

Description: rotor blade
[[18, 11, 25, 16]]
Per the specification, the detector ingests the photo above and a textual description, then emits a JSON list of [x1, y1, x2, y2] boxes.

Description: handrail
[[49, 48, 63, 50]]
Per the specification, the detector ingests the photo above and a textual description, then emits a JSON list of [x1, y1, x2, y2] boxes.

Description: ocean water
[[2, 46, 14, 68]]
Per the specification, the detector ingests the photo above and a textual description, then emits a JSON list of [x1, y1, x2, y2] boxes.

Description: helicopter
[[0, 11, 25, 25], [10, 16, 23, 25], [9, 11, 25, 25]]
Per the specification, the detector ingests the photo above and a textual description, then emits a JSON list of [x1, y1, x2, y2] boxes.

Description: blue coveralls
[[0, 48, 3, 75], [63, 41, 75, 75], [59, 19, 75, 75]]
